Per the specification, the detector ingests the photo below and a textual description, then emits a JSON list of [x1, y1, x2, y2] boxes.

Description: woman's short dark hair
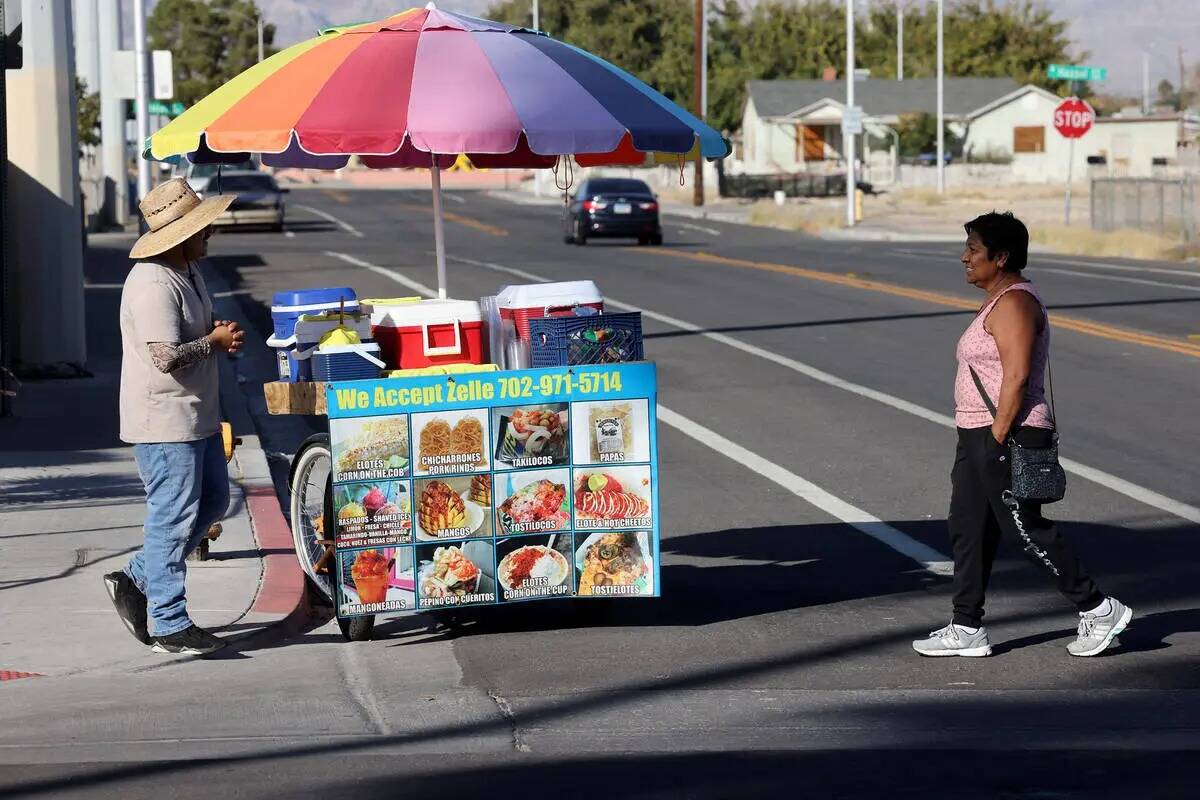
[[964, 211, 1028, 272]]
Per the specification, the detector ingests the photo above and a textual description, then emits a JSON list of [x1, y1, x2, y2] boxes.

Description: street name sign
[[148, 100, 186, 117], [1047, 64, 1107, 82], [1053, 97, 1095, 139]]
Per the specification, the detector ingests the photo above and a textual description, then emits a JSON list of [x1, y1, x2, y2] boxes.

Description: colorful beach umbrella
[[144, 3, 730, 296]]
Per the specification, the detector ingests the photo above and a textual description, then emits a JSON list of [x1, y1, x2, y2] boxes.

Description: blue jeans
[[125, 432, 230, 637]]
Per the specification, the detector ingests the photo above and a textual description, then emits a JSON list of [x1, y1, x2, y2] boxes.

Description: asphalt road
[[4, 188, 1198, 799]]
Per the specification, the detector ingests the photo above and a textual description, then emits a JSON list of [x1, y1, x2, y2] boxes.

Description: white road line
[[672, 221, 721, 236], [443, 193, 467, 205], [325, 251, 437, 297], [296, 205, 364, 238], [284, 230, 296, 239], [341, 250, 951, 574], [1036, 267, 1200, 293], [442, 252, 1200, 527], [658, 407, 953, 575]]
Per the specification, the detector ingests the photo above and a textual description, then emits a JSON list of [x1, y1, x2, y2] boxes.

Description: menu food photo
[[328, 363, 659, 619]]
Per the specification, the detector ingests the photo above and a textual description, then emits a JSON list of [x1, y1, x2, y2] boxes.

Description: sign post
[[1053, 97, 1095, 225]]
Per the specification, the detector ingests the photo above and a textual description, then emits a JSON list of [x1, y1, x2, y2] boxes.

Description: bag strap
[[968, 365, 998, 419], [970, 289, 1059, 428]]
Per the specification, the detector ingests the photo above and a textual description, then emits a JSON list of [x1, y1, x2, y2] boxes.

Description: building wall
[[5, 0, 86, 367], [966, 92, 1182, 182]]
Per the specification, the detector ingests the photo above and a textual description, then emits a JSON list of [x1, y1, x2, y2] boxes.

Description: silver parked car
[[207, 171, 288, 232]]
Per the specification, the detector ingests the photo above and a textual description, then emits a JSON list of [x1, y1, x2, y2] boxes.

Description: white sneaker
[[913, 622, 993, 657], [1068, 598, 1132, 657]]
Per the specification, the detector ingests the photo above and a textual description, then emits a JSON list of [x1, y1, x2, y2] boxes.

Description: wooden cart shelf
[[264, 381, 328, 416]]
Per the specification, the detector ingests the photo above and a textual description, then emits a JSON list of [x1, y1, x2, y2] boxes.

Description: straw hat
[[129, 177, 236, 259]]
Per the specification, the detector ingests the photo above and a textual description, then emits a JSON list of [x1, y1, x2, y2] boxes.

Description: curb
[[207, 265, 313, 643]]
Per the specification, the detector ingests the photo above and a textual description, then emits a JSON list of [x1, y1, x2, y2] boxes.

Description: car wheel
[[574, 219, 587, 246], [650, 233, 663, 246], [637, 236, 649, 246]]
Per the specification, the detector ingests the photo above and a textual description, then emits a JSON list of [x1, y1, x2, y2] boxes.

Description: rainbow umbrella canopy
[[145, 3, 729, 295]]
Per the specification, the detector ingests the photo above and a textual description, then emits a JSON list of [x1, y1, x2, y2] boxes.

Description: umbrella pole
[[430, 155, 448, 299]]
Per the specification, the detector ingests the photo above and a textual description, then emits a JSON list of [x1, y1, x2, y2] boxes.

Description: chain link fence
[[1090, 177, 1198, 242]]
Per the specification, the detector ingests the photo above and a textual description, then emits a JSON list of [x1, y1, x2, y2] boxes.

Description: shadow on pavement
[[2, 749, 1191, 799]]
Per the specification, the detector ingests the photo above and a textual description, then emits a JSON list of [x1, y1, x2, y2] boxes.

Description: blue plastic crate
[[312, 346, 383, 382], [528, 312, 643, 367]]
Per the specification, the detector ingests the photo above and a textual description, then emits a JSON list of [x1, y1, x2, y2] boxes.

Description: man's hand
[[208, 323, 238, 352], [211, 321, 245, 354]]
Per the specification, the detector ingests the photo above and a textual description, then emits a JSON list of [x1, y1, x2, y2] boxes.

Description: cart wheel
[[338, 615, 375, 642], [289, 434, 335, 602]]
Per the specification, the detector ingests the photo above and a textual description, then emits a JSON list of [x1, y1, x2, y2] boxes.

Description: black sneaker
[[151, 625, 228, 656], [103, 571, 151, 645]]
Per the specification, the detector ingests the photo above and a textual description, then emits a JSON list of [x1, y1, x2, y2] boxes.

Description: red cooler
[[363, 298, 485, 370], [497, 281, 604, 341]]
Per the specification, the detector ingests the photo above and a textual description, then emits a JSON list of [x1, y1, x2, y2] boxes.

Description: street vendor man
[[104, 177, 244, 656]]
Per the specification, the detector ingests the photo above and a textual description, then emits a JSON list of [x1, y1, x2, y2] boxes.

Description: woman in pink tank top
[[913, 212, 1130, 659]]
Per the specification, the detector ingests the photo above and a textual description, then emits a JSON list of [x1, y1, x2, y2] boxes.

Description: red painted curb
[[244, 483, 306, 616], [0, 670, 45, 681]]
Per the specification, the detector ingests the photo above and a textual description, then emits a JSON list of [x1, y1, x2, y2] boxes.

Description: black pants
[[948, 426, 1103, 628]]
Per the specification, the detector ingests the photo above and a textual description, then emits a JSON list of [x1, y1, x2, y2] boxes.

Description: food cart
[[143, 4, 728, 640]]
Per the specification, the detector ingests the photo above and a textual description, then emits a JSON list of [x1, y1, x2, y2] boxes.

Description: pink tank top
[[954, 282, 1053, 430]]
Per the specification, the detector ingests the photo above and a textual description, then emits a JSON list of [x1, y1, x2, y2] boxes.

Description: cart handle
[[422, 319, 463, 357]]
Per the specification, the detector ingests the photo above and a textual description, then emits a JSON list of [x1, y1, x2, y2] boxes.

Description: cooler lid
[[365, 298, 482, 326], [496, 280, 602, 310], [272, 287, 358, 309]]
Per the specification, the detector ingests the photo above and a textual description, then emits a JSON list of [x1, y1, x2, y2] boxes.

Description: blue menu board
[[326, 363, 660, 618]]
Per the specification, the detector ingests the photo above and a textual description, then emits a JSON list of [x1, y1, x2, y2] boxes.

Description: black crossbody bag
[[969, 363, 1067, 503]]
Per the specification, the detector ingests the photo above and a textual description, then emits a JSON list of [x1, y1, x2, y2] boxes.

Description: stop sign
[[1053, 97, 1094, 139]]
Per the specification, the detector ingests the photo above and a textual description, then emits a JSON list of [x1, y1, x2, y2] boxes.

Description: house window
[[1013, 126, 1045, 153], [796, 125, 826, 161]]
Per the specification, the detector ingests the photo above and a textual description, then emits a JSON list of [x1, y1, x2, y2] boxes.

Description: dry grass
[[747, 201, 846, 234], [1030, 225, 1199, 262]]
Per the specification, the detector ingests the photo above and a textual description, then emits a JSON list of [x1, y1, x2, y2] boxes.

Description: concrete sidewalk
[[0, 234, 303, 679]]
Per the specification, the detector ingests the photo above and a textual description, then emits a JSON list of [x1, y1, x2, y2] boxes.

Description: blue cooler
[[312, 343, 386, 382], [267, 288, 359, 382]]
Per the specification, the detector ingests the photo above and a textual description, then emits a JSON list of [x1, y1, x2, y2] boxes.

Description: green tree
[[894, 111, 961, 156], [859, 1, 1078, 94], [148, 0, 277, 107], [76, 77, 101, 154]]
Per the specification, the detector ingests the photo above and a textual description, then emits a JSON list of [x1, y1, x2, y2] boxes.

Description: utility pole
[[1142, 51, 1151, 115], [532, 0, 538, 31], [257, 14, 264, 63], [1178, 44, 1187, 111], [897, 3, 903, 81], [845, 0, 856, 227], [133, 0, 151, 203], [935, 0, 945, 194], [532, 1, 541, 197], [692, 0, 704, 206], [98, 0, 127, 225]]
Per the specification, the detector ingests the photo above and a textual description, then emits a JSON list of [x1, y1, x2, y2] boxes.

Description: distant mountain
[[122, 0, 1189, 98]]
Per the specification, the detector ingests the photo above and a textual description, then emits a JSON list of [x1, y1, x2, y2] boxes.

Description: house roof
[[747, 77, 1020, 120], [967, 84, 1061, 120]]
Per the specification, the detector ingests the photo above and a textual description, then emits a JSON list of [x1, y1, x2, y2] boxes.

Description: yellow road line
[[640, 247, 1200, 359], [395, 203, 509, 237], [323, 189, 351, 204]]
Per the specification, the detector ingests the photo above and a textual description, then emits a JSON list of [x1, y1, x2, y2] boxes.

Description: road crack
[[488, 691, 530, 753]]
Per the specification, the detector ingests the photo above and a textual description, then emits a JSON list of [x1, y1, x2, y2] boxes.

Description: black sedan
[[563, 178, 662, 246]]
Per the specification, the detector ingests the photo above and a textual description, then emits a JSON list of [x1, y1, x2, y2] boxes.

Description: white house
[[740, 77, 1019, 174], [965, 85, 1194, 180], [741, 79, 1197, 183]]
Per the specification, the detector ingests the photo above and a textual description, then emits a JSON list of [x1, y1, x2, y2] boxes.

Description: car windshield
[[216, 174, 278, 192], [587, 179, 653, 196], [190, 161, 256, 178]]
